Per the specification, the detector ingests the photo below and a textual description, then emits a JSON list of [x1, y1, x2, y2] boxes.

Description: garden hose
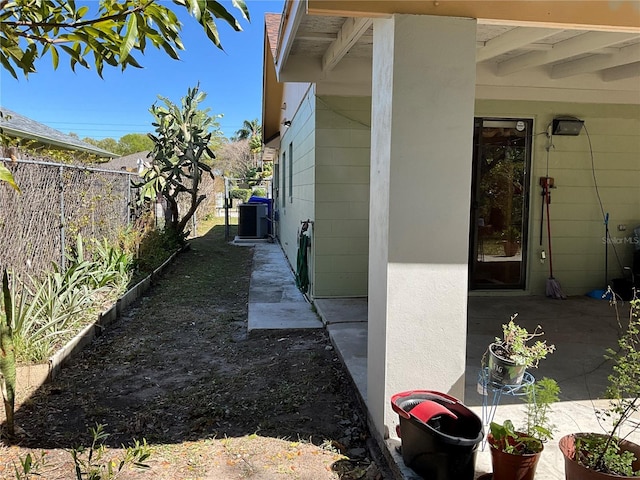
[[295, 231, 310, 294]]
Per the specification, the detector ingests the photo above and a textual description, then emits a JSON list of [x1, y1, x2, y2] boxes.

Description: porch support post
[[368, 14, 477, 438]]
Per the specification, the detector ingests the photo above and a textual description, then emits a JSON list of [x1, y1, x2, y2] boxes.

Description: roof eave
[[4, 126, 116, 158], [262, 17, 284, 146]]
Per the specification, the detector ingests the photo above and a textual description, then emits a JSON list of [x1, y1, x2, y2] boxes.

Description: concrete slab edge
[[325, 326, 403, 480]]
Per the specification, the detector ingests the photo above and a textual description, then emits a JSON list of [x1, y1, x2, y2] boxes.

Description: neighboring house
[[262, 2, 640, 443], [100, 150, 150, 174], [0, 107, 115, 159]]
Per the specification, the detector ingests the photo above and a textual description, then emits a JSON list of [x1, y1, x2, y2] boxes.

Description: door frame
[[469, 116, 534, 290]]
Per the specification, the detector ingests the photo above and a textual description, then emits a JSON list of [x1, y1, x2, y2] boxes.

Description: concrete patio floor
[[248, 242, 640, 479]]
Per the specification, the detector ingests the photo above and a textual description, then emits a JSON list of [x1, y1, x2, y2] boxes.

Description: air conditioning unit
[[238, 203, 268, 238]]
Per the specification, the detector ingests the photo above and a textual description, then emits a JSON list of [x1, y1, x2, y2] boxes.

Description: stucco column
[[368, 14, 477, 439]]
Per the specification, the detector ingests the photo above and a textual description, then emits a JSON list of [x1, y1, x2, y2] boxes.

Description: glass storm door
[[470, 118, 532, 289]]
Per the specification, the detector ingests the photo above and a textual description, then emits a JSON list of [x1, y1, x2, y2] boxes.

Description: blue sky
[[0, 0, 284, 140]]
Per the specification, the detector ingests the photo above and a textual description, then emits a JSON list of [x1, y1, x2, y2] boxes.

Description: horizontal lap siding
[[278, 85, 316, 274], [313, 96, 372, 297], [477, 100, 640, 296]]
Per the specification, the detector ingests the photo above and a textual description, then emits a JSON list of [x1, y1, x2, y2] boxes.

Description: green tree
[[233, 118, 262, 171], [136, 85, 217, 238], [96, 137, 119, 154], [0, 0, 249, 78], [117, 133, 154, 155], [235, 118, 261, 141]]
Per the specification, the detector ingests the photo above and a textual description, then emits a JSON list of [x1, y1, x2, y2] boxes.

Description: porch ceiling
[[277, 6, 640, 86]]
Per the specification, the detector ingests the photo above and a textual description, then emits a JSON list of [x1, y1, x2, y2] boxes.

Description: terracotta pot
[[559, 434, 640, 479], [487, 343, 526, 386], [488, 434, 542, 480], [503, 240, 520, 257]]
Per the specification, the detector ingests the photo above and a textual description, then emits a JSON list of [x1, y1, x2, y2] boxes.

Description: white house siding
[[313, 96, 371, 297], [476, 100, 640, 296], [277, 84, 317, 280]]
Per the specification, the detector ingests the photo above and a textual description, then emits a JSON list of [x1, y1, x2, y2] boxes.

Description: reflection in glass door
[[470, 118, 532, 289]]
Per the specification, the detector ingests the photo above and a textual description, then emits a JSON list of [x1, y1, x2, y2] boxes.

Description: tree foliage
[[0, 0, 249, 78], [0, 163, 20, 192], [234, 118, 261, 153], [215, 138, 253, 177], [116, 133, 154, 155], [135, 85, 217, 238]]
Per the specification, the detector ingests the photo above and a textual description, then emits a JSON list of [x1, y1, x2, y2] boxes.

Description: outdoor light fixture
[[283, 120, 291, 127], [552, 117, 584, 136]]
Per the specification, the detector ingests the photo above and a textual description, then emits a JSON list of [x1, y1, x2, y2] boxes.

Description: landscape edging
[[16, 248, 182, 397]]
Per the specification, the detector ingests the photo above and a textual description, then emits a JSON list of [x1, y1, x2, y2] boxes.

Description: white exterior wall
[[314, 96, 371, 297], [475, 100, 640, 296], [277, 84, 317, 271]]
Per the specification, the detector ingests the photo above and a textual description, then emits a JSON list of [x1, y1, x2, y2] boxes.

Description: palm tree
[[234, 118, 262, 166], [235, 118, 261, 141]]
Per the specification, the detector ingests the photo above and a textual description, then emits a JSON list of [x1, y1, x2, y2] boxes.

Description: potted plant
[[488, 377, 560, 480], [502, 225, 521, 257], [485, 314, 555, 386], [559, 294, 640, 479]]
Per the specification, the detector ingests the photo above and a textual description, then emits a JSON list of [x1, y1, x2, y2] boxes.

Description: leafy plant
[[14, 425, 150, 480], [8, 264, 93, 363], [134, 228, 182, 276], [574, 433, 639, 477], [490, 377, 560, 455], [492, 314, 555, 368], [0, 162, 20, 192], [135, 85, 218, 239], [13, 451, 47, 479], [230, 188, 252, 203], [0, 0, 249, 78], [0, 269, 17, 437], [501, 225, 522, 243], [573, 294, 640, 476], [6, 234, 134, 363], [70, 424, 150, 480]]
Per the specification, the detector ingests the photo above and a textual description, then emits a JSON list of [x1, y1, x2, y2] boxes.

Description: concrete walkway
[[247, 242, 323, 331], [246, 243, 640, 479]]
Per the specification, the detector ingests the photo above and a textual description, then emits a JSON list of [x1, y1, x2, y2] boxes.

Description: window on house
[[281, 151, 286, 208], [288, 142, 293, 203], [273, 160, 279, 206]]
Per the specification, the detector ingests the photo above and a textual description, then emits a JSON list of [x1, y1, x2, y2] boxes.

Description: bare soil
[[0, 221, 383, 479]]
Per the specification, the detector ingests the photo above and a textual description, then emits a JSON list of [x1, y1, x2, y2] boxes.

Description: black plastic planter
[[391, 390, 483, 480]]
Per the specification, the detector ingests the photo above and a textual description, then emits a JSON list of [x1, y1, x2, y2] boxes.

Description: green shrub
[[134, 228, 181, 276], [252, 188, 267, 198], [230, 188, 252, 203]]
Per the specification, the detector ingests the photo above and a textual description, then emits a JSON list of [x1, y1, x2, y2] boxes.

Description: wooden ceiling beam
[[497, 31, 639, 76], [552, 42, 640, 78], [322, 17, 373, 74], [477, 27, 562, 62]]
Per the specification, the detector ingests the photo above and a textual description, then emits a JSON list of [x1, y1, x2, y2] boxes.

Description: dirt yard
[[0, 220, 384, 480]]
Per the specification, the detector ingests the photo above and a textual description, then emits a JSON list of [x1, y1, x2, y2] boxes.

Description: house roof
[[0, 107, 116, 158], [265, 13, 281, 58], [99, 150, 151, 173], [262, 1, 640, 139]]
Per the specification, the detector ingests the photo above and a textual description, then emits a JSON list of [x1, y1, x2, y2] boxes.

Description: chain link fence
[[1, 155, 232, 279], [1, 158, 138, 278]]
